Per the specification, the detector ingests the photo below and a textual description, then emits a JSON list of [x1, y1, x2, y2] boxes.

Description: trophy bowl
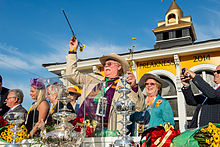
[[114, 136, 134, 147], [117, 87, 131, 95], [42, 130, 82, 146], [115, 100, 136, 114], [5, 112, 25, 124], [58, 97, 73, 112], [52, 112, 76, 122], [4, 112, 26, 147], [58, 97, 72, 105]]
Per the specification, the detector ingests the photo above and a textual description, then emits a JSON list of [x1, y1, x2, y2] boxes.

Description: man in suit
[[181, 65, 220, 128], [3, 89, 27, 119], [66, 37, 145, 131], [0, 75, 10, 116]]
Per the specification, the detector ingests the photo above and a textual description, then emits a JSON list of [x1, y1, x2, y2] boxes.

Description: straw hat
[[67, 86, 81, 97], [99, 53, 130, 75], [138, 73, 169, 90]]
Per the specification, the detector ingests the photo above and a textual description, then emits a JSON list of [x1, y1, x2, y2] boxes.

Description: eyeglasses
[[104, 61, 119, 67], [213, 70, 220, 74], [145, 83, 156, 86], [6, 97, 16, 100], [68, 92, 78, 96]]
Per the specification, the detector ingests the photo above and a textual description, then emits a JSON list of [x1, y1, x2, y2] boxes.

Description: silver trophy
[[4, 112, 26, 147], [114, 75, 136, 147], [40, 86, 83, 147]]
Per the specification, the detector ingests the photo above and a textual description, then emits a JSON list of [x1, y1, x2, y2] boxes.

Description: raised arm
[[66, 37, 87, 85], [181, 68, 203, 105], [127, 71, 145, 112], [192, 75, 220, 100], [182, 68, 220, 100]]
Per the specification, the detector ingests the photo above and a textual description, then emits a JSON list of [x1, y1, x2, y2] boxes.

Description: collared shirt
[[9, 104, 20, 111], [3, 104, 21, 119], [214, 84, 220, 90]]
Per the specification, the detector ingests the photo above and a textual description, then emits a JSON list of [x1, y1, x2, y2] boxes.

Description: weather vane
[[62, 9, 85, 52]]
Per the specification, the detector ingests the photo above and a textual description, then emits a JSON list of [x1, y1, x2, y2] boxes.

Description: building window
[[176, 29, 182, 38], [168, 13, 176, 24], [160, 76, 178, 129], [163, 32, 169, 40]]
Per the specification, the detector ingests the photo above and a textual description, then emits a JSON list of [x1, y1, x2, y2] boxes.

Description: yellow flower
[[200, 128, 206, 133], [1, 132, 6, 136], [155, 99, 163, 107], [210, 142, 218, 147], [210, 137, 213, 142], [209, 122, 214, 128], [208, 127, 213, 134], [214, 135, 220, 143], [213, 130, 218, 136], [0, 124, 28, 143], [206, 139, 211, 144], [20, 125, 25, 129], [79, 44, 85, 52]]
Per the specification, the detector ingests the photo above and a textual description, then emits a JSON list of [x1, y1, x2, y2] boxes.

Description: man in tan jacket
[[66, 37, 144, 131]]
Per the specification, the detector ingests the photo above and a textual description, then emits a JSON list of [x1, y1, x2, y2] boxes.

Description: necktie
[[8, 109, 13, 113], [105, 78, 115, 88]]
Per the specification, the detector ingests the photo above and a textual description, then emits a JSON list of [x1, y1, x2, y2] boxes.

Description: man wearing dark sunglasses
[[181, 65, 220, 128]]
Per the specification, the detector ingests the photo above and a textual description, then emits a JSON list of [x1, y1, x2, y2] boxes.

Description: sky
[[1, 0, 220, 110]]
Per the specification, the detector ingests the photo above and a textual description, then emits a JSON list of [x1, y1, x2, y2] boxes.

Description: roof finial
[[162, 0, 175, 2]]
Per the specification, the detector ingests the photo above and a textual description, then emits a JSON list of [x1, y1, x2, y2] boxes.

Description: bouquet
[[194, 122, 220, 146], [140, 122, 180, 147], [0, 123, 28, 143], [0, 116, 7, 128]]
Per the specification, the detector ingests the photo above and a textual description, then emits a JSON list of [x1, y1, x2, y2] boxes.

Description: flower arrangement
[[140, 122, 180, 147], [194, 122, 220, 146], [0, 123, 28, 143], [155, 99, 163, 107], [0, 116, 7, 128]]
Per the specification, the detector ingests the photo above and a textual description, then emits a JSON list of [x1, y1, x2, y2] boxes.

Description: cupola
[[152, 0, 197, 49]]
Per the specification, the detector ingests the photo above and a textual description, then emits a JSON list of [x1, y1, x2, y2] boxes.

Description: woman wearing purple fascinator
[[25, 78, 49, 137]]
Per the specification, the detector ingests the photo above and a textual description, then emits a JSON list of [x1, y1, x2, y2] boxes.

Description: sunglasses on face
[[68, 92, 78, 96], [213, 70, 220, 74], [145, 83, 156, 86], [104, 61, 118, 67]]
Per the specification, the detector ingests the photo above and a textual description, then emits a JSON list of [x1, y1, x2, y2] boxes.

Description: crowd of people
[[0, 37, 219, 138]]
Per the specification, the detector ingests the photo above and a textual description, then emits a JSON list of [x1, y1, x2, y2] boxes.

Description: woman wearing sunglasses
[[128, 73, 174, 136], [131, 73, 175, 135], [139, 73, 174, 127], [67, 86, 81, 114]]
